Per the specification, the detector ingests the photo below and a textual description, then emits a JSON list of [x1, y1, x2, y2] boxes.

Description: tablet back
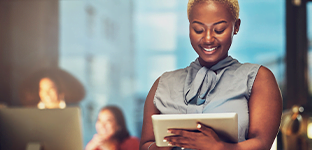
[[152, 113, 238, 147]]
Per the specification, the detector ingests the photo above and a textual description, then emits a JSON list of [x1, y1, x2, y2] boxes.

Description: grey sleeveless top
[[154, 56, 261, 144]]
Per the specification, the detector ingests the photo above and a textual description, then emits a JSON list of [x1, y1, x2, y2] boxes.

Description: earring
[[234, 31, 238, 34]]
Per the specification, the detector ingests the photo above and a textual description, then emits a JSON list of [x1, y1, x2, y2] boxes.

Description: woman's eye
[[194, 29, 203, 34], [215, 29, 225, 34]]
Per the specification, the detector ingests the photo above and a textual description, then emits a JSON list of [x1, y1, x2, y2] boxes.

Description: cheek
[[49, 90, 59, 100], [39, 92, 45, 99], [111, 124, 119, 132], [190, 32, 201, 46], [218, 33, 233, 46], [95, 122, 102, 131], [103, 122, 116, 133]]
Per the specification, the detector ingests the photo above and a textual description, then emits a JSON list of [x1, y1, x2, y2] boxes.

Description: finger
[[164, 134, 181, 139], [166, 135, 189, 144], [94, 134, 108, 143], [165, 133, 200, 147], [168, 129, 197, 137], [168, 128, 198, 132], [93, 134, 99, 138], [196, 122, 217, 137], [92, 135, 101, 141]]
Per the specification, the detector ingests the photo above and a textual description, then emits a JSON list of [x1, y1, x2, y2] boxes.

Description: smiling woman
[[139, 0, 282, 150], [188, 0, 240, 67], [86, 106, 140, 150], [19, 68, 85, 108]]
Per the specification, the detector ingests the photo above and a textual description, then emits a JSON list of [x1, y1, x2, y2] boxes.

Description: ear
[[234, 19, 241, 35]]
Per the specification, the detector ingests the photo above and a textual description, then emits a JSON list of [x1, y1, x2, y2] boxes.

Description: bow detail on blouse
[[183, 56, 238, 105]]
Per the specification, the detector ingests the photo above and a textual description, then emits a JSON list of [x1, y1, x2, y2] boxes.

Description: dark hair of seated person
[[102, 105, 130, 143]]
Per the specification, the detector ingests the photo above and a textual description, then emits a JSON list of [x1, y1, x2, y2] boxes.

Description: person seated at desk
[[37, 77, 66, 109], [19, 68, 85, 109], [86, 106, 140, 150]]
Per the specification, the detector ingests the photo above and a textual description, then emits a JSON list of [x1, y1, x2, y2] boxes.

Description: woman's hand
[[164, 122, 224, 150], [85, 134, 107, 150]]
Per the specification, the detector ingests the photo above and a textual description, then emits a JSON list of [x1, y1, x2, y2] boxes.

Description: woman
[[19, 67, 85, 108], [140, 0, 282, 150], [37, 77, 66, 109], [86, 106, 140, 150]]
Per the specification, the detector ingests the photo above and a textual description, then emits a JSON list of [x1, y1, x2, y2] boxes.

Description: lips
[[203, 47, 217, 52], [200, 45, 219, 53]]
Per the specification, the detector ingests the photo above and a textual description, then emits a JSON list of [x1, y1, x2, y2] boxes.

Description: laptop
[[0, 107, 83, 150]]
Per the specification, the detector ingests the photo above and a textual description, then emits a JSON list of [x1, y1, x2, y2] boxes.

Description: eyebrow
[[192, 20, 227, 25]]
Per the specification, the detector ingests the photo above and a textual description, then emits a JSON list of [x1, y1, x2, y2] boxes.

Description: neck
[[198, 55, 228, 68]]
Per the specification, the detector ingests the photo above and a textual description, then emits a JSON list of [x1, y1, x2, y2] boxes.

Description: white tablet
[[152, 113, 238, 147]]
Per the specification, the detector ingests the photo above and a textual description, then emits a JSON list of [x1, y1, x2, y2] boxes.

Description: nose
[[203, 30, 215, 44]]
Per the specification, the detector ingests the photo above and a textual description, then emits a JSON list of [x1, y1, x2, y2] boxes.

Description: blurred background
[[1, 0, 312, 149]]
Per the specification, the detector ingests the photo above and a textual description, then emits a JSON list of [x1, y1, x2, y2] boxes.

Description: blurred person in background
[[37, 76, 66, 109], [19, 68, 85, 108], [86, 105, 140, 150]]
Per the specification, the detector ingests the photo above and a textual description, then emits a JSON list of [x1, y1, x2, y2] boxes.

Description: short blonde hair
[[187, 0, 239, 20]]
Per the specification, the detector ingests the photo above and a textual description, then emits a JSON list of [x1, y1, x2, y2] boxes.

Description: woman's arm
[[219, 66, 282, 149], [164, 66, 283, 150], [140, 78, 172, 150]]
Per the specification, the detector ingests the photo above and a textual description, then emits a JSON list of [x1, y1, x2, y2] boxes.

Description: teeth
[[203, 47, 217, 52]]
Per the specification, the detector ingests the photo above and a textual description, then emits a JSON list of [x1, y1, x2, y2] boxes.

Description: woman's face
[[39, 78, 60, 107], [189, 1, 240, 67], [95, 109, 119, 140]]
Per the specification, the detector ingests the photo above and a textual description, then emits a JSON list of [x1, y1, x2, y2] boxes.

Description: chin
[[199, 54, 227, 66], [200, 56, 221, 62]]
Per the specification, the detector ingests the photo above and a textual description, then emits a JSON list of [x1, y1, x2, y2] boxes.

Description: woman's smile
[[203, 47, 217, 52], [201, 45, 220, 54], [189, 1, 240, 68]]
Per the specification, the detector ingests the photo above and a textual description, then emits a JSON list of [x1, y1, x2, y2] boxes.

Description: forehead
[[98, 110, 115, 120], [189, 1, 233, 23], [39, 78, 56, 88]]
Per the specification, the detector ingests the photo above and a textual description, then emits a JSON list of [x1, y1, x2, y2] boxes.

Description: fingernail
[[197, 124, 201, 129], [163, 139, 167, 142], [168, 143, 172, 146], [181, 148, 185, 150], [167, 130, 171, 133]]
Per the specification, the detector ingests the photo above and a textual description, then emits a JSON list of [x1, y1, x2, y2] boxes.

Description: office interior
[[0, 0, 311, 149]]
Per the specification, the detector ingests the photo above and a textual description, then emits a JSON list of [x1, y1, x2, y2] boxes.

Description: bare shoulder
[[252, 66, 280, 92], [256, 66, 276, 82], [249, 65, 282, 114], [146, 78, 160, 104]]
